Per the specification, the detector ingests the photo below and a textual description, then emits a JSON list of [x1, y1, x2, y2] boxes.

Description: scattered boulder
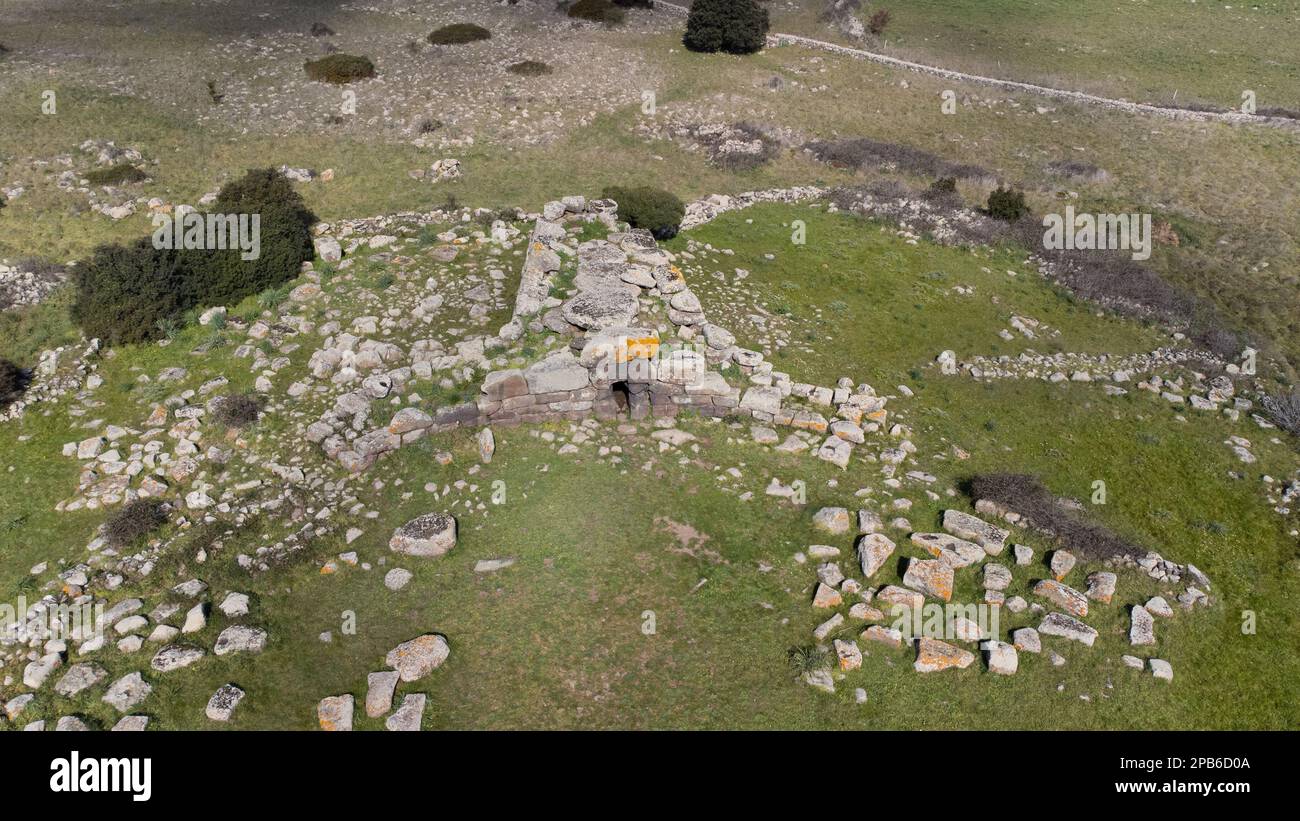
[[389, 513, 457, 557], [1085, 571, 1117, 603], [1032, 579, 1088, 617], [833, 639, 863, 671], [151, 644, 205, 672], [942, 509, 1008, 554], [812, 582, 842, 608], [1038, 612, 1098, 646], [1145, 596, 1174, 617], [213, 625, 268, 656], [54, 663, 106, 697], [862, 625, 904, 648], [1049, 550, 1076, 580], [318, 694, 354, 731], [219, 592, 250, 617], [1129, 605, 1156, 646], [1011, 627, 1041, 653], [855, 533, 895, 579], [384, 567, 413, 591], [385, 693, 426, 731], [914, 637, 975, 672], [366, 671, 400, 718], [811, 506, 851, 535], [902, 558, 954, 601], [385, 633, 450, 682], [205, 683, 245, 721], [983, 640, 1018, 675]]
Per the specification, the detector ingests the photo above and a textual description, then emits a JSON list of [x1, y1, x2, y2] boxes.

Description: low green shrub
[[303, 53, 376, 84], [868, 8, 891, 36], [85, 163, 148, 186], [568, 0, 626, 23], [987, 185, 1029, 222], [602, 185, 685, 240], [786, 645, 832, 676], [0, 358, 26, 408], [507, 60, 553, 77], [213, 393, 262, 428], [427, 23, 491, 45], [104, 499, 169, 547]]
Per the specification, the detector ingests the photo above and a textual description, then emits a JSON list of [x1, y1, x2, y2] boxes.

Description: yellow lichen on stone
[[618, 335, 659, 363]]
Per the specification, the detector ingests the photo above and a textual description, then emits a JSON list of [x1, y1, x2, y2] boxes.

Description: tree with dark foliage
[[684, 0, 769, 55]]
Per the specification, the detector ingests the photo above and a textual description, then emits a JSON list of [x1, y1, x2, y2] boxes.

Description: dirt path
[[653, 1, 1293, 128]]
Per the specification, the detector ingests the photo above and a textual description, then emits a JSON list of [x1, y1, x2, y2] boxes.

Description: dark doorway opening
[[612, 381, 630, 414]]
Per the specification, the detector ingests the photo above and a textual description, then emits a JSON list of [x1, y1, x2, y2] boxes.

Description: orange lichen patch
[[812, 582, 842, 608], [914, 637, 975, 672], [532, 242, 544, 252], [903, 558, 954, 601], [849, 602, 886, 621], [319, 561, 338, 575], [617, 335, 660, 363], [837, 405, 864, 425], [791, 413, 829, 433], [865, 409, 888, 424], [862, 625, 903, 647], [1032, 579, 1088, 617]]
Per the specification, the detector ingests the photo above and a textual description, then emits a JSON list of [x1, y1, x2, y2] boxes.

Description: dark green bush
[[0, 358, 26, 408], [507, 60, 553, 77], [922, 176, 962, 208], [85, 163, 148, 186], [183, 168, 318, 309], [602, 185, 685, 240], [213, 393, 262, 428], [104, 499, 169, 547], [868, 8, 891, 36], [684, 0, 769, 55], [805, 137, 989, 179], [568, 0, 626, 23], [71, 169, 316, 347], [71, 239, 188, 347], [613, 0, 654, 7], [427, 23, 491, 45], [303, 53, 376, 84], [987, 185, 1029, 222]]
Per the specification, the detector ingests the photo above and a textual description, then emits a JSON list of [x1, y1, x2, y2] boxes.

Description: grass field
[[2, 201, 1295, 729], [0, 1, 1297, 731], [772, 0, 1300, 110]]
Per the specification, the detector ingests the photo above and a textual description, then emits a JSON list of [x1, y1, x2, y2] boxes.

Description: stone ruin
[[325, 195, 889, 474]]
